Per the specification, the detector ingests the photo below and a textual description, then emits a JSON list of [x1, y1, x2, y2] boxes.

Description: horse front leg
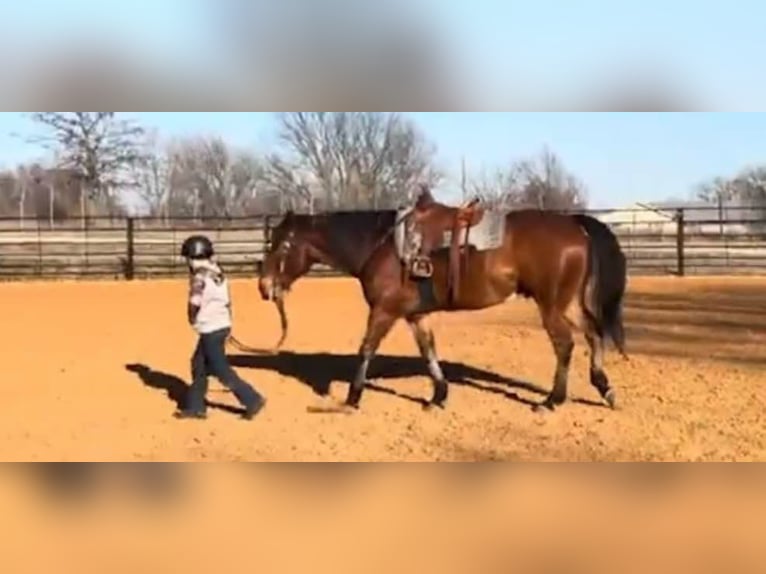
[[407, 314, 449, 410], [345, 306, 398, 409]]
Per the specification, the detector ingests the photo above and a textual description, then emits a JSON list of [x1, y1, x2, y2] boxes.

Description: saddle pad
[[393, 206, 415, 260], [441, 209, 507, 252], [393, 207, 508, 260]]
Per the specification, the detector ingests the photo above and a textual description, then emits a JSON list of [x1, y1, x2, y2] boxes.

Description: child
[[174, 234, 266, 421]]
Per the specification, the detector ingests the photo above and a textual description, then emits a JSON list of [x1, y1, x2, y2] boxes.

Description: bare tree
[[228, 148, 266, 214], [468, 165, 525, 209], [514, 147, 588, 210], [259, 154, 319, 214], [0, 170, 19, 219], [167, 136, 264, 218], [697, 166, 766, 223], [0, 164, 86, 222], [135, 131, 174, 220], [25, 112, 148, 216], [696, 176, 737, 204], [733, 167, 766, 205], [470, 147, 587, 211], [696, 169, 766, 208], [265, 112, 441, 212]]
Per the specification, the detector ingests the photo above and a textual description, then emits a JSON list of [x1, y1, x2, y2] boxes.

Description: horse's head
[[258, 211, 319, 302], [257, 211, 323, 349]]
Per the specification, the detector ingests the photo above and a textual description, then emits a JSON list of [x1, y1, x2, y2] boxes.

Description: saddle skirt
[[394, 206, 507, 262]]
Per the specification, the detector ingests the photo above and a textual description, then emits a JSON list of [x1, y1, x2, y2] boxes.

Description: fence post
[[125, 217, 135, 280], [675, 208, 685, 277], [259, 216, 272, 273], [264, 215, 272, 248]]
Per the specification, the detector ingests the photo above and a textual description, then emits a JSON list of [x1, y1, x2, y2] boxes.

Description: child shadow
[[125, 364, 243, 416]]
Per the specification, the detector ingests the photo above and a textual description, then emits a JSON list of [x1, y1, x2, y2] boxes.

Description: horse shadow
[[124, 364, 244, 416], [227, 351, 549, 409]]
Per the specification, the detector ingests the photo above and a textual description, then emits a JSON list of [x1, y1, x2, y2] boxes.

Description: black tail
[[572, 213, 628, 357]]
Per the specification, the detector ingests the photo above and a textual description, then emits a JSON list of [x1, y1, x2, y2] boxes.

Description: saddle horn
[[460, 197, 481, 209], [456, 198, 483, 227]]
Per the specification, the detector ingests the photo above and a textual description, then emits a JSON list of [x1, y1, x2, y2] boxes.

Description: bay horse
[[256, 188, 627, 413]]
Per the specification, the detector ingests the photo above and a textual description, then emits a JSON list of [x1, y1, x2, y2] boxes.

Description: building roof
[[600, 199, 763, 224], [645, 200, 762, 222]]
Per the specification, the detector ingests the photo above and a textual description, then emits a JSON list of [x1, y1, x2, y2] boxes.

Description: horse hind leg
[[585, 325, 617, 409], [565, 294, 617, 410], [578, 273, 618, 409], [536, 308, 575, 412], [407, 315, 449, 410]]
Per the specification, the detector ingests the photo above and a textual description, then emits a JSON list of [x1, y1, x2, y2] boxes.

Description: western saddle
[[400, 186, 485, 306]]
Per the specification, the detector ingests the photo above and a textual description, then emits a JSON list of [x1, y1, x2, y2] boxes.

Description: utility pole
[[461, 156, 467, 203]]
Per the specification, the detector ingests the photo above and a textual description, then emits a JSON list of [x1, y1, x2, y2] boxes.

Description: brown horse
[[257, 188, 627, 413]]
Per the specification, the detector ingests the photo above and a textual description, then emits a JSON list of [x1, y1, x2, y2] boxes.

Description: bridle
[[277, 231, 295, 276], [266, 229, 296, 293]]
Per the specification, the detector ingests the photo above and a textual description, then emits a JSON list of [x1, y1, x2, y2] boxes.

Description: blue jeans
[[186, 328, 263, 414]]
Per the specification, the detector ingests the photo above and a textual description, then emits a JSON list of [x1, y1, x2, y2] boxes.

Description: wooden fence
[[0, 208, 765, 281]]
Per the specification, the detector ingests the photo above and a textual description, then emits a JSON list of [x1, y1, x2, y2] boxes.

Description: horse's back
[[505, 209, 589, 253], [499, 210, 591, 298]]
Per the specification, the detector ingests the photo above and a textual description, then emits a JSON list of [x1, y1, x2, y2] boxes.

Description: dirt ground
[[2, 275, 765, 461]]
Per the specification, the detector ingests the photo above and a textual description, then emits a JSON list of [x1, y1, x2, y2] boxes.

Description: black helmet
[[181, 235, 214, 260]]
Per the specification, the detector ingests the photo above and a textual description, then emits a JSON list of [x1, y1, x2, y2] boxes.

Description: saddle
[[399, 189, 485, 306]]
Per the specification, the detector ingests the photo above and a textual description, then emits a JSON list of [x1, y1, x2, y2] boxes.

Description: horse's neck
[[320, 219, 393, 277]]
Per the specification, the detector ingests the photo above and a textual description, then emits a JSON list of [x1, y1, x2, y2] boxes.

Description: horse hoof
[[604, 390, 617, 410], [344, 387, 365, 410], [532, 402, 554, 414], [533, 396, 563, 413], [424, 401, 447, 412]]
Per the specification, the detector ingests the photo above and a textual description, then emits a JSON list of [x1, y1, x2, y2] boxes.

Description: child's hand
[[188, 303, 200, 325]]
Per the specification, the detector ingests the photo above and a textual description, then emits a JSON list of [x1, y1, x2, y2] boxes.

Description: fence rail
[[1, 207, 765, 281]]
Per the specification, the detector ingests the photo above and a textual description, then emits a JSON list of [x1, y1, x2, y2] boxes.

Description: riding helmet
[[181, 235, 214, 260]]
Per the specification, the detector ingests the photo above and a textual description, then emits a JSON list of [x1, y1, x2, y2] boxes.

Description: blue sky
[[2, 112, 765, 208], [3, 1, 766, 108], [1, 0, 766, 207]]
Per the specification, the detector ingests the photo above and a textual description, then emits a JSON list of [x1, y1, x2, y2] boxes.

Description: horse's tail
[[573, 213, 628, 358]]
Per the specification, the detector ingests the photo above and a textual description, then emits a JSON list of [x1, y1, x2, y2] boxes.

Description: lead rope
[[225, 257, 282, 355], [226, 333, 277, 355]]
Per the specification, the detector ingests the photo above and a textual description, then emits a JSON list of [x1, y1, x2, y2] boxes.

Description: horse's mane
[[292, 209, 400, 273], [292, 209, 397, 236]]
